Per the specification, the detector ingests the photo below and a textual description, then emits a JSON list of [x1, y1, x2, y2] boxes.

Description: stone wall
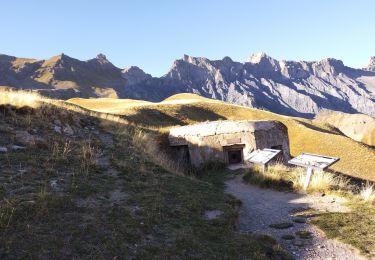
[[169, 120, 291, 167]]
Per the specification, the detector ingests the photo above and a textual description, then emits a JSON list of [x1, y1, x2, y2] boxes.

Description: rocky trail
[[225, 174, 365, 260]]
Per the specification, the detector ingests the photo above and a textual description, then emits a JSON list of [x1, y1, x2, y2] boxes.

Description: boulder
[[15, 131, 46, 147]]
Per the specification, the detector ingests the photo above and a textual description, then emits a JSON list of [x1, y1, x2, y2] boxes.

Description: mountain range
[[1, 52, 375, 118]]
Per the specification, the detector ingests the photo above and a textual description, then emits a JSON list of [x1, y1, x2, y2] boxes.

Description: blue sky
[[0, 0, 374, 76]]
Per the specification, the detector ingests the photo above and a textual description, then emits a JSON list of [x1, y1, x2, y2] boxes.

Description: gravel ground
[[225, 175, 366, 260]]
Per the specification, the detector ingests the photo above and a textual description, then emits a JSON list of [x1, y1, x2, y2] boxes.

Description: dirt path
[[225, 175, 365, 260]]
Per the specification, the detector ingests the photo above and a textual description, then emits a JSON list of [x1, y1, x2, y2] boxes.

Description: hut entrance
[[223, 144, 245, 165], [174, 145, 191, 166]]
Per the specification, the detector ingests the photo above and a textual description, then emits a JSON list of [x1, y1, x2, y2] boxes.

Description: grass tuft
[[269, 222, 294, 229], [244, 164, 351, 193], [295, 230, 313, 239], [360, 182, 375, 203], [293, 218, 307, 224]]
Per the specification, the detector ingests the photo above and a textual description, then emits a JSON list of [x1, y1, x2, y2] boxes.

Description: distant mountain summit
[[364, 56, 375, 71], [1, 52, 375, 118]]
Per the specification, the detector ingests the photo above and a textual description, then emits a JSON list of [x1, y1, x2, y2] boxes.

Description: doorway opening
[[223, 144, 245, 165]]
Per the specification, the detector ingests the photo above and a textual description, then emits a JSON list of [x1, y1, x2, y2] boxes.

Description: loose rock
[[10, 145, 26, 151], [63, 124, 74, 136], [204, 210, 223, 220]]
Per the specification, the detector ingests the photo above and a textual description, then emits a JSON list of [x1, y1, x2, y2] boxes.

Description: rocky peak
[[222, 56, 233, 63], [122, 66, 152, 85], [247, 52, 280, 68], [96, 53, 107, 60], [92, 53, 111, 65], [279, 60, 311, 79], [0, 54, 16, 64], [364, 56, 375, 71], [312, 58, 345, 76], [87, 53, 116, 70], [245, 52, 281, 77], [181, 54, 210, 66], [43, 53, 75, 67], [248, 52, 270, 63]]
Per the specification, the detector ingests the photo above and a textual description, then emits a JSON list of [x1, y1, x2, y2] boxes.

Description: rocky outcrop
[[122, 66, 152, 85]]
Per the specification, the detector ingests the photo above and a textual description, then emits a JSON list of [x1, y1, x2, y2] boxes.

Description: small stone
[[63, 124, 74, 136], [204, 210, 224, 220], [15, 130, 34, 146], [292, 240, 304, 247], [0, 147, 8, 153], [50, 180, 59, 191], [10, 145, 26, 151], [53, 125, 62, 134]]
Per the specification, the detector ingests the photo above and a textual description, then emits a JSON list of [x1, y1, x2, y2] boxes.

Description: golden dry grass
[[67, 98, 152, 113], [360, 182, 375, 203], [0, 89, 43, 108], [244, 164, 351, 193], [69, 93, 375, 182]]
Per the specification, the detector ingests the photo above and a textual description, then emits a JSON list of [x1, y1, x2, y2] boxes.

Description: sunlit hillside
[[69, 93, 375, 182], [315, 111, 375, 147]]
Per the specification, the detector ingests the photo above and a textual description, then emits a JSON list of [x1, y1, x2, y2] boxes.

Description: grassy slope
[[69, 94, 375, 182], [0, 97, 288, 259]]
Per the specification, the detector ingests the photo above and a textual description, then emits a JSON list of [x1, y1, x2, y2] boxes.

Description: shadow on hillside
[[121, 108, 185, 127], [295, 120, 339, 135], [173, 105, 226, 122], [120, 106, 227, 128], [326, 168, 374, 188]]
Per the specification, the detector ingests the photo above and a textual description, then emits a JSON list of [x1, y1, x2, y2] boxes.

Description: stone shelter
[[168, 120, 290, 167]]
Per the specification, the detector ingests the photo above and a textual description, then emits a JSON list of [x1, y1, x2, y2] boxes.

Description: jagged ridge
[[1, 52, 375, 118]]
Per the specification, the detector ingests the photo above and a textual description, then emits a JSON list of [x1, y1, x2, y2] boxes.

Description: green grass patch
[[281, 234, 295, 240], [293, 218, 307, 224], [311, 202, 375, 256], [295, 230, 313, 239], [269, 222, 294, 229]]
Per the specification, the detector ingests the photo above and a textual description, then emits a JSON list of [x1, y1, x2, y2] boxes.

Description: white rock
[[53, 125, 62, 134], [63, 124, 74, 136], [10, 145, 26, 151], [204, 210, 223, 220], [0, 147, 8, 153]]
